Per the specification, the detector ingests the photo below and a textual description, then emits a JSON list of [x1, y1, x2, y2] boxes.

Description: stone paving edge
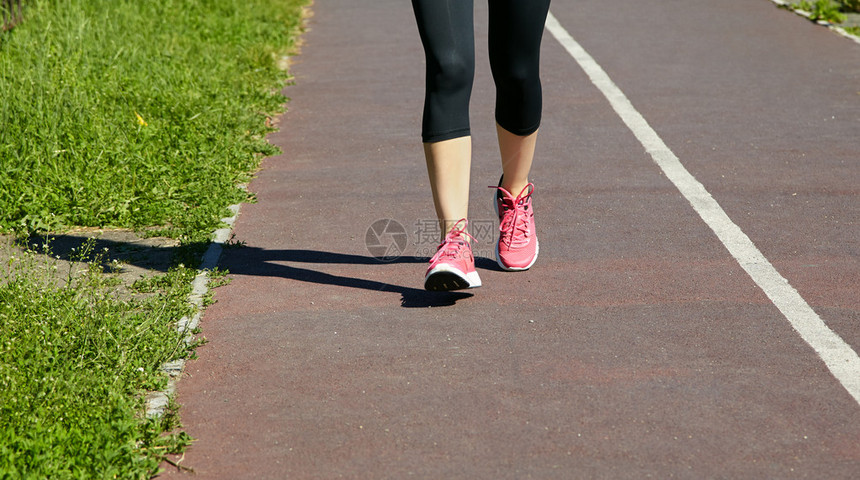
[[767, 0, 860, 45], [144, 202, 243, 418]]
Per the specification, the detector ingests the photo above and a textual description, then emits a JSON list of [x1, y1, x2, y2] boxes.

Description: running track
[[161, 0, 860, 477]]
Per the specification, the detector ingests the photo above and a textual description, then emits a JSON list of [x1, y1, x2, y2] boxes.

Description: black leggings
[[412, 0, 551, 143]]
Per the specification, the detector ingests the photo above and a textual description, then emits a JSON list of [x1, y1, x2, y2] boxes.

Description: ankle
[[440, 218, 472, 244], [501, 180, 529, 197]]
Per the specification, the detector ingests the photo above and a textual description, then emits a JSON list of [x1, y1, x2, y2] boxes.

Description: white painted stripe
[[545, 12, 860, 404]]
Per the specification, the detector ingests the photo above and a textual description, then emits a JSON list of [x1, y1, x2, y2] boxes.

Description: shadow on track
[[223, 248, 477, 308], [24, 234, 481, 308]]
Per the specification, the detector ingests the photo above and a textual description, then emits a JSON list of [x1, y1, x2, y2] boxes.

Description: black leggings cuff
[[496, 119, 541, 137], [422, 127, 472, 144]]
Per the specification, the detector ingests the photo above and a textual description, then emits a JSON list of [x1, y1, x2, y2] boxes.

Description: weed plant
[[0, 240, 197, 478], [0, 0, 307, 242], [843, 0, 860, 12], [790, 0, 849, 23]]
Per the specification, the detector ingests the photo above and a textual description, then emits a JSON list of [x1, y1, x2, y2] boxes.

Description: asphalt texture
[[160, 0, 860, 478]]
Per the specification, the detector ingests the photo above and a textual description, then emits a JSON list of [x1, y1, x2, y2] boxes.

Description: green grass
[[0, 0, 307, 477], [785, 0, 860, 39], [0, 0, 307, 242], [843, 0, 860, 13], [0, 241, 197, 478], [790, 0, 849, 23]]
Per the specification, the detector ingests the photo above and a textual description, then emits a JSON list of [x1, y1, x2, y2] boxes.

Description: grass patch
[[788, 0, 851, 23], [0, 0, 307, 477], [0, 0, 307, 242], [0, 240, 197, 478]]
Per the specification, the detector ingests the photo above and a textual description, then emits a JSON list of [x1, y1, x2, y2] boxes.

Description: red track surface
[[160, 0, 859, 477]]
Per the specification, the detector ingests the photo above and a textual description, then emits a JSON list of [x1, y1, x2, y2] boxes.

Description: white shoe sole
[[424, 263, 482, 291]]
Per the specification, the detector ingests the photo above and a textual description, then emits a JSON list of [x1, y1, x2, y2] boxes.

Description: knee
[[429, 52, 474, 96]]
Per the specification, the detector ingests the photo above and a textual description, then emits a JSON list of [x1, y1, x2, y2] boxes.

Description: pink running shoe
[[424, 219, 482, 291], [491, 182, 539, 271]]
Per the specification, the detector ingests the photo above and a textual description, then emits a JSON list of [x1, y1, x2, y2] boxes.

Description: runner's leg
[[412, 0, 476, 237], [488, 0, 550, 194]]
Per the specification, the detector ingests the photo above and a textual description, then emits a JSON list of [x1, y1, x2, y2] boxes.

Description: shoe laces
[[429, 218, 475, 263], [491, 183, 534, 247]]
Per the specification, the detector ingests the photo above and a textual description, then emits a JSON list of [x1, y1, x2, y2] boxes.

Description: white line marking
[[545, 11, 860, 405]]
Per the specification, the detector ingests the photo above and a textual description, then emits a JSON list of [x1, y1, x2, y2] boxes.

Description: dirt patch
[[1, 228, 181, 300]]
